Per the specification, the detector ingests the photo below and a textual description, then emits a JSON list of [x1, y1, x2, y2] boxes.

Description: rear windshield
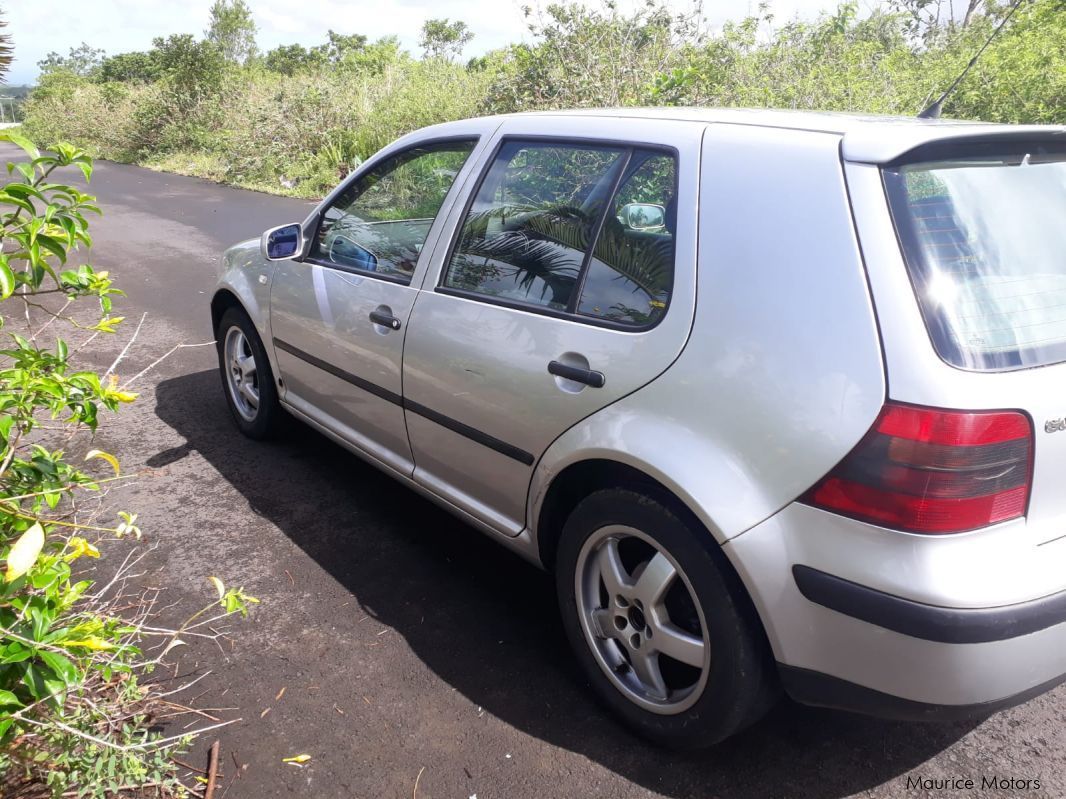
[[884, 143, 1066, 371]]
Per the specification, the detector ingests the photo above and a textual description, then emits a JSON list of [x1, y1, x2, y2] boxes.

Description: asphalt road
[[10, 141, 1066, 798]]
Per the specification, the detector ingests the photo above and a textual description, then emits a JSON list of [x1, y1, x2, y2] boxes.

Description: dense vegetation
[[19, 0, 1066, 199]]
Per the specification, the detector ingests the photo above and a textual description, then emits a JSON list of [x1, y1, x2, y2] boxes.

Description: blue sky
[[3, 0, 850, 85]]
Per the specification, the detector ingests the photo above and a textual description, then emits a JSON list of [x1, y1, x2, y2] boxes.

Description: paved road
[[10, 141, 1065, 798]]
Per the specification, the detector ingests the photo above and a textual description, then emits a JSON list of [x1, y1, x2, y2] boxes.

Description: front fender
[[213, 238, 280, 378]]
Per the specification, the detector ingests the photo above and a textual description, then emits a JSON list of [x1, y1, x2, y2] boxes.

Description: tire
[[215, 306, 283, 440], [556, 487, 778, 749]]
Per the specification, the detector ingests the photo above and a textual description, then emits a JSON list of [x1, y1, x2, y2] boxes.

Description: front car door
[[269, 123, 493, 475], [402, 116, 702, 534]]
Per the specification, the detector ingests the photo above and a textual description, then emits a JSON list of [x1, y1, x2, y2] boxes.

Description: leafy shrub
[[482, 2, 699, 112], [0, 131, 256, 797]]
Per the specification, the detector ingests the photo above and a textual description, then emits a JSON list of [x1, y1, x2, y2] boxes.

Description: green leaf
[[38, 650, 79, 686], [0, 131, 41, 161], [76, 160, 93, 183], [0, 414, 14, 446], [1, 643, 31, 664], [0, 194, 34, 214], [4, 182, 46, 202], [12, 162, 35, 183], [0, 689, 18, 706], [21, 663, 47, 700], [36, 234, 68, 264], [0, 258, 14, 299]]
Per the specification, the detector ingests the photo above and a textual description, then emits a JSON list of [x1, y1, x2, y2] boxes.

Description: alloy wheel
[[223, 326, 260, 422], [575, 524, 711, 714]]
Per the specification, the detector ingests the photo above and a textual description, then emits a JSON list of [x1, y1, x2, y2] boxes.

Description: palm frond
[[448, 202, 675, 314], [0, 12, 12, 82], [591, 218, 674, 299]]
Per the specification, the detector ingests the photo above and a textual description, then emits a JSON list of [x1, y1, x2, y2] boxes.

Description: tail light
[[802, 402, 1032, 534]]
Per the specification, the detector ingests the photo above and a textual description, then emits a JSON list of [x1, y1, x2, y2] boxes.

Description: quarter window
[[310, 140, 476, 282], [576, 152, 677, 325], [442, 140, 677, 327]]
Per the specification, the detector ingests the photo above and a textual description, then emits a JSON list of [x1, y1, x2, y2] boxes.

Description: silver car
[[212, 109, 1066, 748]]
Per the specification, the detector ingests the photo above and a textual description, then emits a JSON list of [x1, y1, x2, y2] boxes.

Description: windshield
[[884, 145, 1066, 371]]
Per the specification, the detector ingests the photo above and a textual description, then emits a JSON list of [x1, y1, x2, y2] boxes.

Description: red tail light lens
[[803, 403, 1032, 534]]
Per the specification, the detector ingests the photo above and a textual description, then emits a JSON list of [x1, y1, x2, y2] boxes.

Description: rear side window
[[441, 140, 677, 327], [576, 153, 676, 325], [884, 145, 1066, 370]]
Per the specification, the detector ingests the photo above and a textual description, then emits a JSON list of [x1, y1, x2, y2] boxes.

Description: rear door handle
[[369, 309, 402, 331], [548, 360, 605, 388]]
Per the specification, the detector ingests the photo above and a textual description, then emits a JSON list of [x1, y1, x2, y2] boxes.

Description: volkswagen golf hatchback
[[212, 109, 1066, 747]]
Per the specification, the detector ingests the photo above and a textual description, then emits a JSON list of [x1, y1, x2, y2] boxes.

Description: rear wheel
[[556, 488, 777, 748], [216, 306, 282, 439]]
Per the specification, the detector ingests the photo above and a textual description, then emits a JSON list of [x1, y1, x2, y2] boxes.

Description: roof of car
[[492, 107, 1066, 164]]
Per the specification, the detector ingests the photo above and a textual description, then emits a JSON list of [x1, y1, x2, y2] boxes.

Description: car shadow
[[152, 369, 976, 799]]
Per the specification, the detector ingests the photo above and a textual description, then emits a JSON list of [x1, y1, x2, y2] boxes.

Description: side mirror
[[261, 223, 304, 261], [619, 203, 666, 231]]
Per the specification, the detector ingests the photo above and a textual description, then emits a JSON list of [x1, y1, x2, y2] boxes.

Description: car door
[[269, 130, 489, 475], [402, 116, 702, 534]]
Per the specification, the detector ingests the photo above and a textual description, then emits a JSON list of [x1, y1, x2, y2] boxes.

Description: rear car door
[[269, 130, 488, 475], [402, 116, 703, 534]]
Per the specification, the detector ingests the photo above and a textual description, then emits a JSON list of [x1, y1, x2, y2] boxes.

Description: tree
[[264, 43, 322, 75], [98, 50, 161, 83], [318, 29, 368, 63], [264, 31, 371, 75], [890, 0, 987, 40], [36, 42, 105, 77], [420, 18, 473, 60], [151, 34, 227, 107], [205, 0, 257, 64]]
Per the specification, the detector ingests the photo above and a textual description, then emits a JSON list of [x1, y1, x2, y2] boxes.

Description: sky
[[2, 0, 848, 85]]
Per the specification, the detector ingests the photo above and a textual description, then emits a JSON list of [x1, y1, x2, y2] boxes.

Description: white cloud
[[3, 0, 842, 85]]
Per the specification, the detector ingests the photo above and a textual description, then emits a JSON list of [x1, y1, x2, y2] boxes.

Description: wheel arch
[[536, 456, 781, 705], [210, 278, 281, 395], [535, 457, 724, 573], [210, 288, 244, 334]]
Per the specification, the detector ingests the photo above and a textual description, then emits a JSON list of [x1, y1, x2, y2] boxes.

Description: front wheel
[[556, 488, 777, 748], [216, 306, 282, 439]]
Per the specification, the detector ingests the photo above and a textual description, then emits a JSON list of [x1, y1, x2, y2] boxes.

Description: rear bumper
[[725, 503, 1066, 713], [792, 564, 1066, 644], [779, 665, 1066, 722]]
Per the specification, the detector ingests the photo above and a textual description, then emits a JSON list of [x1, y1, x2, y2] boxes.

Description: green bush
[[0, 131, 256, 798]]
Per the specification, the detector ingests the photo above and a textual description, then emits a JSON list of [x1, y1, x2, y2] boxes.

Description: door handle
[[548, 360, 605, 388], [369, 309, 402, 331]]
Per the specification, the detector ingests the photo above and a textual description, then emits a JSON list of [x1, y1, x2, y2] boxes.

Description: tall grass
[[23, 60, 488, 197]]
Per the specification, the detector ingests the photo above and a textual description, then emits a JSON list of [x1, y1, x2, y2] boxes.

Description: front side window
[[310, 140, 476, 282], [442, 140, 678, 326], [884, 143, 1066, 370]]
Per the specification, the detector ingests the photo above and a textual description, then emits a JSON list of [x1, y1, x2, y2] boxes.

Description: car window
[[576, 152, 677, 325], [442, 140, 677, 327], [442, 141, 628, 311], [310, 140, 476, 282], [885, 147, 1066, 370]]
